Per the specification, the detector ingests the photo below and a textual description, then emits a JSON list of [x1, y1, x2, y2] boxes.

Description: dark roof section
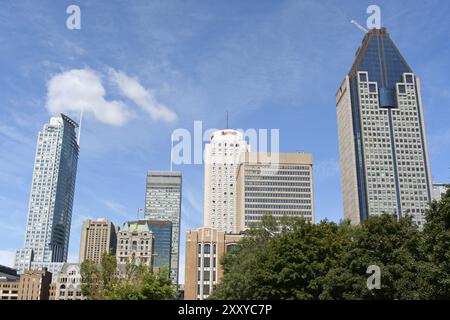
[[349, 28, 412, 88], [0, 264, 18, 277], [61, 113, 79, 128]]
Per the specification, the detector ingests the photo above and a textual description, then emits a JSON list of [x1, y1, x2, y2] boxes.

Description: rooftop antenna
[[351, 20, 368, 34], [77, 109, 83, 145]]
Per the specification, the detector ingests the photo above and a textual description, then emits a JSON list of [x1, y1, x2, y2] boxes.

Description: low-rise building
[[18, 269, 52, 300], [54, 263, 84, 300], [117, 220, 154, 269], [432, 184, 449, 202], [184, 227, 244, 300], [0, 280, 19, 300], [49, 283, 56, 300]]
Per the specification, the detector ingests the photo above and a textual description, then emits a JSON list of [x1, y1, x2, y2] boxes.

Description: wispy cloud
[[102, 199, 134, 220], [0, 123, 33, 145], [109, 68, 177, 123], [46, 68, 131, 126]]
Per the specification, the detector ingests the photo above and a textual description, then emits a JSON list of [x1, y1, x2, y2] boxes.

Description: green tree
[[210, 212, 446, 300], [105, 266, 178, 300], [422, 186, 450, 299], [319, 214, 429, 299], [210, 216, 352, 299], [80, 252, 117, 299], [80, 253, 178, 300]]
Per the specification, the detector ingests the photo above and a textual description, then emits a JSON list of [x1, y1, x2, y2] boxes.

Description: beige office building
[[184, 227, 244, 300], [236, 152, 314, 229], [117, 220, 154, 268], [79, 219, 117, 264]]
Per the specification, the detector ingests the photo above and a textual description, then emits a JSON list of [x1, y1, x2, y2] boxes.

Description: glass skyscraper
[[336, 28, 432, 227], [145, 171, 181, 285], [146, 219, 172, 274], [15, 114, 79, 275]]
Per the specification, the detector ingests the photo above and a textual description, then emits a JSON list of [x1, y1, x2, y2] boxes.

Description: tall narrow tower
[[336, 28, 432, 227], [203, 130, 250, 233], [15, 114, 79, 275], [145, 171, 182, 285]]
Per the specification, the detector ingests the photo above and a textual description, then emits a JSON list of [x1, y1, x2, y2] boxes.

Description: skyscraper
[[79, 219, 117, 264], [203, 130, 250, 233], [145, 171, 182, 284], [15, 115, 79, 276], [236, 152, 315, 229], [336, 28, 432, 227]]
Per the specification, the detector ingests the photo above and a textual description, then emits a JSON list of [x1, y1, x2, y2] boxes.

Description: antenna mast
[[350, 20, 368, 34]]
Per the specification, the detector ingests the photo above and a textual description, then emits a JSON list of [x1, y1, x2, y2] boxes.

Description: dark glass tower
[[336, 28, 432, 226], [147, 219, 172, 274]]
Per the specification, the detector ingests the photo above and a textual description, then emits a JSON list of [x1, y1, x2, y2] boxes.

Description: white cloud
[[109, 69, 177, 123], [0, 250, 15, 267], [46, 68, 130, 126]]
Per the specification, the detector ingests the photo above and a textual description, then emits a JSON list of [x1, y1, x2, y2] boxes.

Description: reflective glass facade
[[147, 220, 172, 273], [15, 114, 79, 273]]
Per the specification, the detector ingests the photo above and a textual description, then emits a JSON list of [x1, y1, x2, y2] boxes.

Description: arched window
[[204, 244, 211, 254]]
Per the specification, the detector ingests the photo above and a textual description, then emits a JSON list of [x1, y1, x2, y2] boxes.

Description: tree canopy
[[80, 253, 178, 300], [210, 187, 450, 300]]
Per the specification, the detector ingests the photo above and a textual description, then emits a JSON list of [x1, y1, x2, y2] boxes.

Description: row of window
[[245, 192, 311, 198], [245, 204, 312, 209], [245, 198, 311, 204]]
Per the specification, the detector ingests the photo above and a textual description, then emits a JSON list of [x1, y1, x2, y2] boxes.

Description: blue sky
[[0, 0, 449, 283]]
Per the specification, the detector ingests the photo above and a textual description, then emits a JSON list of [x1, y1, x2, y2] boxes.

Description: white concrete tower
[[203, 130, 250, 233]]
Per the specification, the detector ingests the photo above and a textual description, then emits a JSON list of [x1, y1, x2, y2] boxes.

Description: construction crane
[[351, 20, 368, 34]]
